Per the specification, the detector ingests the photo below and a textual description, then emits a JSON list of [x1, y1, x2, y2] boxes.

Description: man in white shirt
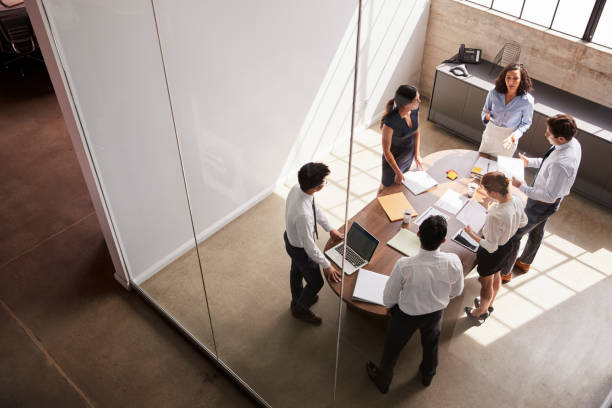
[[284, 162, 343, 325], [501, 114, 582, 283], [366, 215, 464, 393]]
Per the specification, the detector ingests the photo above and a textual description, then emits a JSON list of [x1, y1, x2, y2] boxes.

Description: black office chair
[[0, 7, 43, 72]]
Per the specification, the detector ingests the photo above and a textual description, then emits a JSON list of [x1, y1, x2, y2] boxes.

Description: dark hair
[[418, 215, 447, 251], [379, 84, 418, 129], [481, 171, 509, 196], [494, 63, 533, 96], [547, 114, 577, 140], [298, 162, 330, 191]]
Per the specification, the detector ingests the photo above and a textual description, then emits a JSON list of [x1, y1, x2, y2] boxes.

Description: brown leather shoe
[[501, 273, 512, 283], [515, 259, 531, 272]]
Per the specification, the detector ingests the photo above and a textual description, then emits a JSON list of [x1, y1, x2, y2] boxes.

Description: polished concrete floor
[[142, 102, 612, 405], [0, 62, 255, 407]]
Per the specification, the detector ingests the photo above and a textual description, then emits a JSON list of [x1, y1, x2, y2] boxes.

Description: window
[[592, 2, 612, 48], [464, 0, 611, 49], [551, 0, 597, 38]]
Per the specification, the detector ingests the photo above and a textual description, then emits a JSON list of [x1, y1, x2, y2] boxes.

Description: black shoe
[[366, 362, 389, 394], [474, 297, 494, 314], [291, 304, 322, 326], [465, 306, 488, 321], [418, 363, 435, 387]]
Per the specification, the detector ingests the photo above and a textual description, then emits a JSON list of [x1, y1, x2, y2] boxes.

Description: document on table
[[352, 268, 389, 306], [471, 157, 497, 177], [433, 190, 468, 215], [387, 228, 421, 257], [402, 170, 438, 195], [497, 156, 525, 182], [456, 199, 487, 232], [414, 206, 450, 226]]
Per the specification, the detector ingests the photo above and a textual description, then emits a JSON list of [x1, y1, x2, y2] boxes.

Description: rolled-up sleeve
[[516, 95, 534, 137], [296, 215, 330, 269], [520, 163, 569, 203], [479, 214, 503, 254]]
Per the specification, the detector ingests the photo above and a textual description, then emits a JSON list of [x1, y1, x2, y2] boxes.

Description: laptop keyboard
[[334, 245, 364, 267]]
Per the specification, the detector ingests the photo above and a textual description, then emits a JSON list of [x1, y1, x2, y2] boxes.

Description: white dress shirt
[[383, 249, 464, 316], [479, 195, 528, 253], [285, 184, 332, 269], [519, 138, 582, 203]]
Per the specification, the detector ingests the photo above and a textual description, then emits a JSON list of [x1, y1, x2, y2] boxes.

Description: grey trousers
[[501, 198, 560, 275]]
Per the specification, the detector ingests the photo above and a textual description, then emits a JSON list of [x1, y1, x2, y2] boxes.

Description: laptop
[[325, 222, 379, 275]]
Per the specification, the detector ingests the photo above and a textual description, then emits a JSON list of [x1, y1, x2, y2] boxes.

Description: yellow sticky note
[[472, 166, 482, 173], [446, 170, 458, 180]]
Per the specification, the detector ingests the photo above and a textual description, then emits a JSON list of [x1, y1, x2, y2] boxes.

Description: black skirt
[[476, 237, 515, 277]]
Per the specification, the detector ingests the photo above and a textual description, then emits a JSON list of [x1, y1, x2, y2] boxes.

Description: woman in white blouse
[[463, 172, 527, 320]]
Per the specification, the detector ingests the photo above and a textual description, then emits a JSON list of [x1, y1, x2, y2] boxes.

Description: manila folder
[[377, 192, 417, 222]]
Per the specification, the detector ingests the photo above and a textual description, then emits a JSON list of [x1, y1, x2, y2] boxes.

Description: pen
[[486, 163, 489, 173]]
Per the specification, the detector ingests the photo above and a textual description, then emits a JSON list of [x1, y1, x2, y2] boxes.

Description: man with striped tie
[[501, 114, 582, 283], [284, 162, 343, 324]]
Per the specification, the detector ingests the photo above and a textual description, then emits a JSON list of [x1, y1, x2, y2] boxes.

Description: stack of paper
[[497, 156, 525, 182], [414, 206, 449, 226], [387, 228, 421, 257], [402, 170, 438, 195], [352, 269, 389, 306], [377, 192, 418, 222], [471, 156, 497, 178], [433, 190, 468, 215], [456, 199, 487, 232]]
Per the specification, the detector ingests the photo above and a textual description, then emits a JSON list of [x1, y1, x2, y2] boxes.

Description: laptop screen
[[346, 222, 379, 261]]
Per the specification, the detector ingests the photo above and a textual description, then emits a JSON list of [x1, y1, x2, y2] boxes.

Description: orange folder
[[377, 192, 418, 222]]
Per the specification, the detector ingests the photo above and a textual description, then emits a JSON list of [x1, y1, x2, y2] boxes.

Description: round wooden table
[[324, 149, 520, 318]]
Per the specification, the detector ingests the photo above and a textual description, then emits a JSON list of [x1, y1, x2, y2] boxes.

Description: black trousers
[[379, 305, 443, 385], [283, 231, 323, 310]]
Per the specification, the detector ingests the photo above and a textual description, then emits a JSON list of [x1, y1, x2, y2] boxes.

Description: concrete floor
[[0, 62, 255, 407], [3, 59, 611, 407], [142, 102, 612, 405]]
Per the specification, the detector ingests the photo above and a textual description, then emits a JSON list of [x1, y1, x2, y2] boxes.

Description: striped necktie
[[312, 198, 319, 240], [531, 146, 555, 187]]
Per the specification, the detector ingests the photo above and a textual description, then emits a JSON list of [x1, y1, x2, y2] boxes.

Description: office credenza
[[428, 60, 612, 209]]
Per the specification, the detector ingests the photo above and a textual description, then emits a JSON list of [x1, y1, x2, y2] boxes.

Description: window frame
[[464, 0, 609, 49]]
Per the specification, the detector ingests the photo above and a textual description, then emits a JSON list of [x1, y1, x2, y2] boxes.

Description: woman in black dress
[[377, 85, 423, 196]]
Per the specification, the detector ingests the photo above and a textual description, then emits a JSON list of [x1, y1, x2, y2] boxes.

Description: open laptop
[[325, 222, 379, 275]]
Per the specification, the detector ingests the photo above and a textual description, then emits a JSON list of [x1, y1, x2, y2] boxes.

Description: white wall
[[39, 0, 196, 283], [36, 0, 430, 284]]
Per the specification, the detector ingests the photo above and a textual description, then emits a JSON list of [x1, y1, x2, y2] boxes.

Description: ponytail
[[380, 99, 395, 129]]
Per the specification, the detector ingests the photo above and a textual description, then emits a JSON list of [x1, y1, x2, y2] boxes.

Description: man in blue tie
[[500, 114, 582, 282]]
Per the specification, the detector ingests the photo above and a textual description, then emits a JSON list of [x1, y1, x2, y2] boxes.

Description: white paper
[[352, 269, 389, 306], [497, 156, 525, 182], [433, 190, 468, 215], [414, 206, 450, 226], [472, 157, 497, 176], [402, 170, 438, 195], [387, 228, 421, 257], [456, 199, 487, 232]]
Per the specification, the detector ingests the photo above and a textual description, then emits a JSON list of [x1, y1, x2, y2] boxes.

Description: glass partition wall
[[36, 0, 425, 404]]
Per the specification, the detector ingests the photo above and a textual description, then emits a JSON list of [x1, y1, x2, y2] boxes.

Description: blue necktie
[[531, 146, 555, 187]]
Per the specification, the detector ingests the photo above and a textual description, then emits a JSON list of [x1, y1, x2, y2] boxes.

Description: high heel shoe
[[474, 297, 494, 314], [465, 306, 489, 321]]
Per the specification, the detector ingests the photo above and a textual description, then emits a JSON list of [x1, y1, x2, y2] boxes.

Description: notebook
[[377, 192, 418, 222], [387, 228, 421, 257], [352, 268, 389, 306]]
